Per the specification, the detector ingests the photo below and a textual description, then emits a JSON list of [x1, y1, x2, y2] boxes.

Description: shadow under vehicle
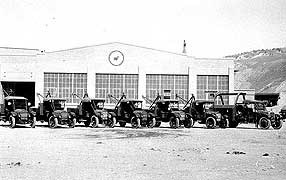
[[108, 94, 155, 128], [176, 94, 227, 129], [34, 92, 76, 128], [0, 90, 36, 128], [144, 95, 193, 128], [69, 93, 116, 128], [242, 99, 283, 129]]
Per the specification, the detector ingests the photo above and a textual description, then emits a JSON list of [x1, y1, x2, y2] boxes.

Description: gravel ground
[[0, 122, 286, 180]]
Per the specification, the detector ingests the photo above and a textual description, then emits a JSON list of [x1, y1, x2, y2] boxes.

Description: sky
[[0, 0, 285, 58]]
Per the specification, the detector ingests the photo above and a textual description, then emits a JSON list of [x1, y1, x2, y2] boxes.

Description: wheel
[[154, 121, 161, 127], [108, 117, 116, 128], [91, 115, 99, 128], [206, 117, 216, 129], [219, 118, 229, 128], [31, 117, 36, 128], [49, 116, 58, 128], [9, 115, 16, 128], [119, 121, 126, 127], [69, 118, 76, 128], [84, 120, 90, 127], [147, 117, 156, 128], [184, 117, 194, 128], [259, 117, 271, 129], [272, 119, 283, 129], [169, 117, 179, 129], [131, 117, 141, 128]]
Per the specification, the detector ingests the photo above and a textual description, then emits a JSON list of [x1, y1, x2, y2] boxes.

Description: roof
[[4, 96, 27, 100], [44, 98, 66, 101], [81, 98, 106, 102], [194, 100, 214, 104], [243, 99, 266, 104], [216, 92, 246, 96]]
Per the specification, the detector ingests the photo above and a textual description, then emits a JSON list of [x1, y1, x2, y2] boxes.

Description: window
[[95, 73, 138, 103], [146, 74, 189, 100], [197, 75, 229, 100], [44, 73, 87, 103]]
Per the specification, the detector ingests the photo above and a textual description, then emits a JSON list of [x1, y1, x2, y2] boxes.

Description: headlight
[[18, 114, 21, 118], [108, 114, 112, 118], [68, 115, 71, 119], [59, 115, 62, 118]]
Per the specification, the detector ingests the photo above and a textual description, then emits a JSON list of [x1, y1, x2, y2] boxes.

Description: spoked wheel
[[272, 119, 283, 129], [206, 117, 216, 129], [31, 117, 36, 128], [169, 117, 179, 129], [9, 115, 16, 128], [49, 116, 58, 128], [184, 117, 194, 128], [107, 117, 116, 128], [147, 117, 156, 128], [259, 117, 271, 130], [91, 115, 99, 128], [219, 118, 229, 128], [131, 117, 141, 128], [69, 118, 76, 128]]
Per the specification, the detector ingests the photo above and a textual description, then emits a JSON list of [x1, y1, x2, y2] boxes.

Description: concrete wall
[[0, 42, 234, 107]]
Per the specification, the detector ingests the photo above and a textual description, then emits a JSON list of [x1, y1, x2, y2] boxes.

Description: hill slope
[[225, 47, 286, 111]]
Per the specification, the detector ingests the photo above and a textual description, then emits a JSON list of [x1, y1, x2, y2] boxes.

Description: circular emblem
[[108, 50, 124, 66]]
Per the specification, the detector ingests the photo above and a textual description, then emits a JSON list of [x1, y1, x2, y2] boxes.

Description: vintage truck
[[108, 94, 155, 128], [144, 94, 193, 128], [34, 92, 76, 128], [69, 93, 116, 128], [176, 94, 226, 128], [0, 94, 36, 128]]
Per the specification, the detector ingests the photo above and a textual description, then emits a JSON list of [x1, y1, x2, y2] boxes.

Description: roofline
[[0, 46, 40, 51], [47, 42, 196, 58]]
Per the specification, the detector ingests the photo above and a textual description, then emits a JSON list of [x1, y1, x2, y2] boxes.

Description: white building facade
[[0, 42, 234, 107]]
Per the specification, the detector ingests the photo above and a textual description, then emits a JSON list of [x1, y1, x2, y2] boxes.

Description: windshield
[[53, 100, 65, 110], [14, 99, 28, 110]]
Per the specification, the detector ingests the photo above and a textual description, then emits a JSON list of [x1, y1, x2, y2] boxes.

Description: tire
[[131, 117, 141, 128], [69, 118, 76, 128], [169, 117, 179, 129], [84, 120, 90, 127], [147, 117, 156, 128], [31, 117, 36, 128], [184, 117, 194, 128], [155, 121, 161, 127], [49, 116, 58, 128], [206, 117, 216, 129], [272, 119, 283, 129], [119, 121, 126, 127], [219, 118, 229, 128], [9, 115, 16, 128], [108, 117, 116, 128], [91, 115, 99, 128], [259, 117, 271, 130]]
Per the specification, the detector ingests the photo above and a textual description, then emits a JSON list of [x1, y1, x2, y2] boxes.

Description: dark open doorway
[[1, 81, 35, 106]]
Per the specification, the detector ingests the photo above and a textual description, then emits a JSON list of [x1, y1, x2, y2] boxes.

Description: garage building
[[0, 42, 234, 107]]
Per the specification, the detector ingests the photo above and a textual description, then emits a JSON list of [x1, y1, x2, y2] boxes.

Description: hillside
[[225, 47, 286, 111]]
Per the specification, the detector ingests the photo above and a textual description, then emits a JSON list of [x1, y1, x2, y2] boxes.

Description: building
[[0, 42, 234, 107]]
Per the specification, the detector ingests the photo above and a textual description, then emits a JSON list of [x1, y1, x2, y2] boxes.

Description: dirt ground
[[0, 122, 286, 180]]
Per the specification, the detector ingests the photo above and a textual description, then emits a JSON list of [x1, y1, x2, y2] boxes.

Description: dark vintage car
[[34, 93, 76, 128], [146, 95, 193, 128], [280, 105, 286, 121], [69, 93, 116, 128], [108, 94, 155, 128], [0, 96, 36, 128], [176, 94, 226, 128], [242, 99, 283, 129]]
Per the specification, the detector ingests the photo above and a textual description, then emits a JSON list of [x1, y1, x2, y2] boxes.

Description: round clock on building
[[108, 50, 124, 66]]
